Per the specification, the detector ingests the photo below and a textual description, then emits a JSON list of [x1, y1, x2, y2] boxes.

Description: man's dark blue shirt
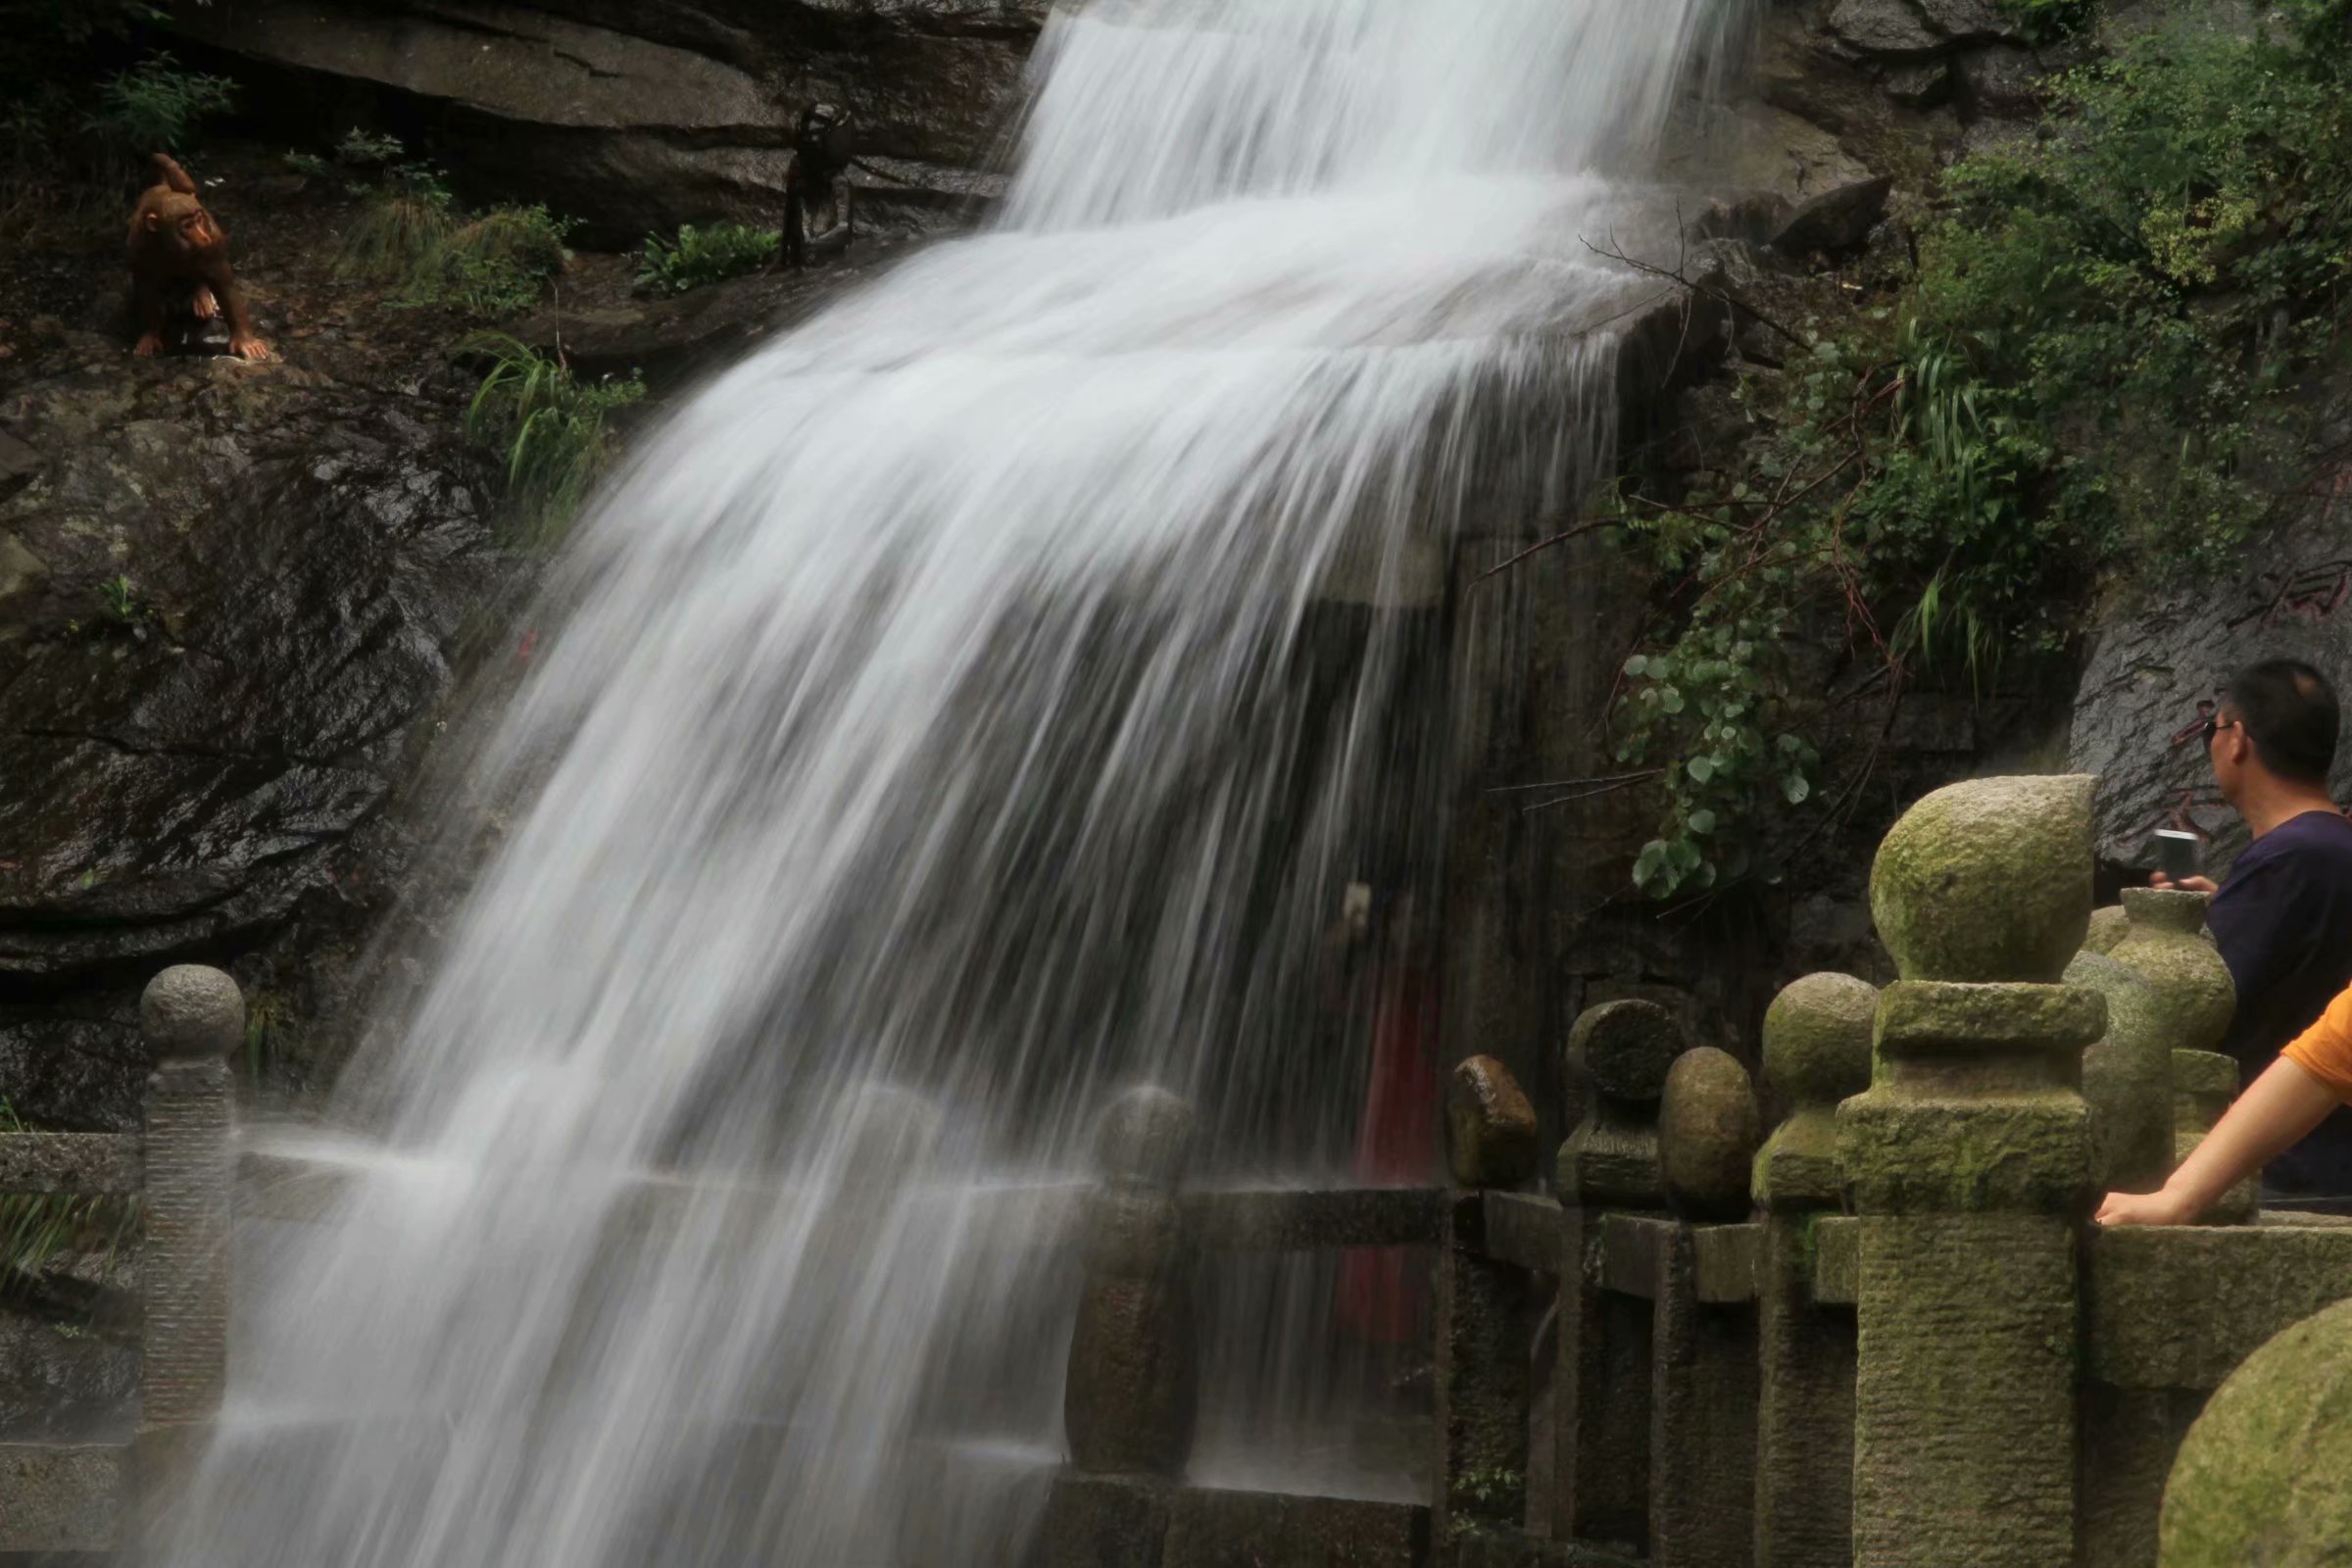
[[2209, 808, 2352, 1195]]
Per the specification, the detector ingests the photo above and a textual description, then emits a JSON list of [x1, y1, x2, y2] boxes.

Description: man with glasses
[[2155, 658, 2352, 1206]]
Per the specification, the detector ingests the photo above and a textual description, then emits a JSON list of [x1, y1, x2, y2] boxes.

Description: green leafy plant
[[97, 573, 144, 623], [636, 221, 780, 296], [0, 1102, 139, 1291], [334, 126, 407, 168], [88, 51, 236, 154], [1598, 0, 2352, 897], [461, 333, 645, 543], [408, 204, 572, 313]]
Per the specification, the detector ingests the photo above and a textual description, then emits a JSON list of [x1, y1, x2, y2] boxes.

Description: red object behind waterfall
[[1337, 957, 1441, 1345]]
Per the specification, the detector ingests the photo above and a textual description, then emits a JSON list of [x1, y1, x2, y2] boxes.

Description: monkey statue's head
[[796, 102, 856, 174], [145, 192, 220, 256]]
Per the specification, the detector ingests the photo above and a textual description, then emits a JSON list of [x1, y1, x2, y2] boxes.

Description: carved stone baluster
[[1751, 972, 1875, 1568], [1435, 1055, 1540, 1537], [1651, 1046, 1762, 1568], [1552, 999, 1676, 1549], [1840, 775, 2103, 1568], [1063, 1085, 1197, 1479], [128, 963, 242, 1546]]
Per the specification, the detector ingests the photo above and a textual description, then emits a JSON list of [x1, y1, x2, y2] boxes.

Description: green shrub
[[410, 204, 572, 312], [337, 168, 457, 282], [636, 221, 779, 295], [89, 51, 235, 154], [334, 126, 406, 168], [1606, 0, 2352, 897], [338, 161, 569, 316], [460, 333, 645, 544]]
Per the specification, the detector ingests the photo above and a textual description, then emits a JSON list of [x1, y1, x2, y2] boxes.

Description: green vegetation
[[636, 221, 779, 295], [91, 50, 235, 154], [336, 145, 572, 315], [1612, 0, 2352, 897], [0, 1102, 137, 1292], [461, 333, 645, 543]]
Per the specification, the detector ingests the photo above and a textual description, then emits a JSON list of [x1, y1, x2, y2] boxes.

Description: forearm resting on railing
[[2097, 1057, 2343, 1227]]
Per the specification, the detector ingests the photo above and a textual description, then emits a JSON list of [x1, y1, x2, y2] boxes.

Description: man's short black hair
[[2225, 659, 2340, 785]]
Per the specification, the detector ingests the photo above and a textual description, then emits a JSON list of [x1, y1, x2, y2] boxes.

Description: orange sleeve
[[2282, 983, 2352, 1096]]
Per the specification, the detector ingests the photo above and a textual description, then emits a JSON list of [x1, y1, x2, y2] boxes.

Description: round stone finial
[[1869, 774, 2095, 982], [1762, 972, 1878, 1108], [2109, 890, 2235, 1054], [1095, 1085, 1194, 1191], [1659, 1047, 1761, 1220], [1446, 1055, 1539, 1189], [139, 964, 244, 1060], [2160, 1297, 2352, 1565], [1567, 1000, 1681, 1105], [2121, 886, 2210, 937], [2082, 905, 2129, 956]]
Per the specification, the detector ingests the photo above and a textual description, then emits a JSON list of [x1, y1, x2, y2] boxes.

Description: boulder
[[1830, 0, 1945, 57], [1770, 175, 1894, 257], [167, 0, 1046, 246]]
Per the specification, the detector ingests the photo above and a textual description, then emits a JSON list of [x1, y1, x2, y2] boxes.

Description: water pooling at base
[[164, 2, 1721, 1562]]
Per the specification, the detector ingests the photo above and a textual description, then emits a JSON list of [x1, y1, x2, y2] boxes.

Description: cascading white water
[[166, 2, 1718, 1563]]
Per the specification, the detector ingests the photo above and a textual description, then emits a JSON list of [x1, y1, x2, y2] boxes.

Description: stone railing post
[[1750, 972, 1875, 1568], [1063, 1085, 1197, 1480], [2172, 1050, 2258, 1225], [1435, 1054, 1540, 1537], [129, 962, 242, 1544], [1650, 1046, 1762, 1568], [1551, 999, 1676, 1547], [1839, 776, 2104, 1568]]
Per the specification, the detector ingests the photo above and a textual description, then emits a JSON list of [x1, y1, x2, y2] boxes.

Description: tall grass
[[461, 333, 645, 545], [336, 150, 571, 316], [0, 1102, 139, 1292]]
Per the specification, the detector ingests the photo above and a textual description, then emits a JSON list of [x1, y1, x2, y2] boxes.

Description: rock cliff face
[[168, 0, 1048, 244], [0, 186, 508, 1127]]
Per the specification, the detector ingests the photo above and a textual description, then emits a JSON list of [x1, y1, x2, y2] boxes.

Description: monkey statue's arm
[[207, 265, 272, 363], [130, 270, 170, 358]]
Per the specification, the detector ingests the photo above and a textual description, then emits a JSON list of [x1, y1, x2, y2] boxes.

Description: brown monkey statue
[[127, 153, 273, 363], [779, 102, 857, 270]]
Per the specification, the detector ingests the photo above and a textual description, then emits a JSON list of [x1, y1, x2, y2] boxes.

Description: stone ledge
[[1045, 1472, 1430, 1568], [0, 1132, 140, 1196], [1594, 1214, 1762, 1303], [2087, 1224, 2352, 1391], [0, 1441, 122, 1552]]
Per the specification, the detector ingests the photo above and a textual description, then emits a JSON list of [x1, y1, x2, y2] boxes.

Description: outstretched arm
[[2097, 1055, 2342, 1225], [208, 267, 273, 362]]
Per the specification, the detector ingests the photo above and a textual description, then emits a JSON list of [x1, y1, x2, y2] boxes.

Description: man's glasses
[[2202, 714, 2242, 744]]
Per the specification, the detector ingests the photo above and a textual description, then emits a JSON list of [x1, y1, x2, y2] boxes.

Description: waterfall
[[164, 2, 1718, 1562]]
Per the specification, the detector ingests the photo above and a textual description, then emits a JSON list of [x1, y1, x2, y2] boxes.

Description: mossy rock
[[1870, 774, 2094, 983], [2161, 1296, 2352, 1566]]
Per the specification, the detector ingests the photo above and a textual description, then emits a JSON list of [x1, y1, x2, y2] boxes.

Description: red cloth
[[1337, 966, 1439, 1344]]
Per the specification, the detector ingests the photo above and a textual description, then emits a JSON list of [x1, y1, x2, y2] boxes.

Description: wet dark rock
[[2070, 516, 2352, 879], [514, 236, 930, 381], [166, 0, 1046, 247], [1830, 0, 1945, 58], [1769, 175, 1894, 257], [0, 359, 498, 994]]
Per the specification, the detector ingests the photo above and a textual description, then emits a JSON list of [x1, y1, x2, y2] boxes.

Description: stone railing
[[1046, 774, 2352, 1568], [0, 963, 241, 1556], [22, 776, 2352, 1566]]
